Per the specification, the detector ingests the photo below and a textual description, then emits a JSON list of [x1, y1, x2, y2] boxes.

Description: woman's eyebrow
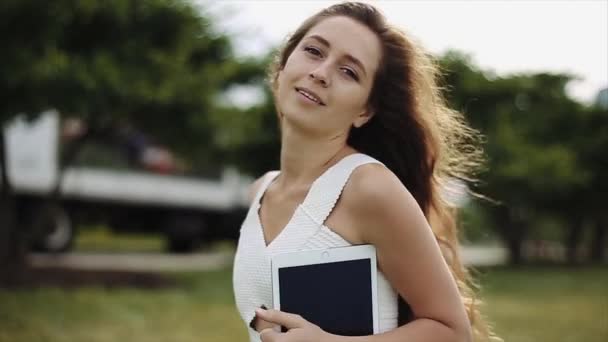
[[306, 34, 368, 78]]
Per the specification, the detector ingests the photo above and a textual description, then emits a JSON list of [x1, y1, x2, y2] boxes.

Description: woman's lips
[[295, 87, 325, 105]]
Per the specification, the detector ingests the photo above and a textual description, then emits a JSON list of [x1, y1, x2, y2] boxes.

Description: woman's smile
[[295, 87, 326, 106]]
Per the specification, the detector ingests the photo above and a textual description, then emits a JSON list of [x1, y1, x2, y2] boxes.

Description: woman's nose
[[309, 65, 330, 87]]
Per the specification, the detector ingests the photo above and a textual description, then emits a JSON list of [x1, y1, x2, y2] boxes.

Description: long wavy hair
[[268, 2, 500, 341]]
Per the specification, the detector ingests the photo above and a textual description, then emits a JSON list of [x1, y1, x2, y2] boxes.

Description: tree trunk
[[0, 131, 26, 286], [495, 206, 526, 265], [565, 215, 584, 264], [590, 219, 607, 263], [506, 232, 524, 265]]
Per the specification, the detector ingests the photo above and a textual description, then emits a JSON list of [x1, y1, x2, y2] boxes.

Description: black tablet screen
[[278, 258, 373, 336]]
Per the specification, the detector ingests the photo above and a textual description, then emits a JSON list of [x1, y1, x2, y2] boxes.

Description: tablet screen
[[278, 258, 373, 336]]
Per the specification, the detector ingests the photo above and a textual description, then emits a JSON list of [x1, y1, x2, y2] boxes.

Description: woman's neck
[[277, 125, 354, 191]]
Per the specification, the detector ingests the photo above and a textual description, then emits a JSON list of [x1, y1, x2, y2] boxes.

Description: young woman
[[233, 2, 499, 341]]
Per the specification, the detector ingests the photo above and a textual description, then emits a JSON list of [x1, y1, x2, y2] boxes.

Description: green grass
[[479, 266, 608, 342], [0, 269, 248, 342], [73, 225, 236, 253], [1, 266, 606, 342], [74, 225, 165, 253]]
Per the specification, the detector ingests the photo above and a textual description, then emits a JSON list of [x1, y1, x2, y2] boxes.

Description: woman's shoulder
[[346, 162, 409, 205], [342, 162, 425, 239]]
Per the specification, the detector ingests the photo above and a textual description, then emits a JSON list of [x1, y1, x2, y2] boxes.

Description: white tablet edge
[[270, 244, 379, 334]]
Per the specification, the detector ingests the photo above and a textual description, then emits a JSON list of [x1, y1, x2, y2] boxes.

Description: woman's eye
[[304, 46, 322, 57], [341, 67, 359, 81]]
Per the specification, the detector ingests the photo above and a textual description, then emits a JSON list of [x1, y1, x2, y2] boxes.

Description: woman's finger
[[255, 308, 305, 330], [259, 327, 281, 342], [255, 316, 278, 332]]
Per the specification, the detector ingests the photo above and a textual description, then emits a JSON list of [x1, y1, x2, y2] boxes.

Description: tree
[[438, 51, 600, 264], [572, 103, 608, 262], [0, 0, 266, 283]]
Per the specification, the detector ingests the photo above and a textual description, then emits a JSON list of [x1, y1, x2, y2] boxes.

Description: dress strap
[[252, 171, 280, 207], [301, 153, 384, 226]]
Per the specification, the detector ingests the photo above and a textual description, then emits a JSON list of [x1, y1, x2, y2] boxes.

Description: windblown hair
[[268, 2, 500, 341]]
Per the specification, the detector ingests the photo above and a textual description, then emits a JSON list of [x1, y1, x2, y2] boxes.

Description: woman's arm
[[334, 163, 472, 342]]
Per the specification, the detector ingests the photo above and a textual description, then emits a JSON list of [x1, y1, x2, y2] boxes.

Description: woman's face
[[276, 16, 382, 138]]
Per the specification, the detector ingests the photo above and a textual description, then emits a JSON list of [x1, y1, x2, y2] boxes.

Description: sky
[[198, 0, 607, 105]]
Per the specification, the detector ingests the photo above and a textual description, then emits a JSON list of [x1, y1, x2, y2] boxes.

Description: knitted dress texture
[[233, 154, 399, 341]]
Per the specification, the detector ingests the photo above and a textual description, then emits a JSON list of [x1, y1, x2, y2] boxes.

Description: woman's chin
[[281, 112, 325, 135]]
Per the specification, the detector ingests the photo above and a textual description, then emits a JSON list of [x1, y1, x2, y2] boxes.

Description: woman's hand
[[255, 308, 331, 342]]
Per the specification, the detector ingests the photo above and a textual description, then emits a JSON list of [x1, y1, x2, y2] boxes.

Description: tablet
[[271, 244, 379, 336]]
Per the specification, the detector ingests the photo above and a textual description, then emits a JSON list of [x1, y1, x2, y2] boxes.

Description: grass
[[3, 228, 605, 341], [1, 266, 607, 342], [479, 266, 608, 342], [73, 225, 236, 253], [74, 225, 165, 253], [0, 269, 248, 342]]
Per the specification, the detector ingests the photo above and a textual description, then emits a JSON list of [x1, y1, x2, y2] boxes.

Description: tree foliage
[[0, 0, 266, 172], [438, 51, 606, 263]]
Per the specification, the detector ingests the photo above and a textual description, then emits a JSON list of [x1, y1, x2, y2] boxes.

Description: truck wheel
[[165, 216, 204, 253], [31, 205, 75, 253]]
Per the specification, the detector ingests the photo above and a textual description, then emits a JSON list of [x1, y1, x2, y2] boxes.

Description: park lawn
[[0, 270, 248, 342], [1, 266, 606, 342], [479, 266, 608, 342]]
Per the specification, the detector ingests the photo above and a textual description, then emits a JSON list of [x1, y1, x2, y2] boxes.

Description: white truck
[[3, 110, 253, 252]]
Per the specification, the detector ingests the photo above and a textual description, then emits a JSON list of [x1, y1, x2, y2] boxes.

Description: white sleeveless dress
[[233, 153, 399, 341]]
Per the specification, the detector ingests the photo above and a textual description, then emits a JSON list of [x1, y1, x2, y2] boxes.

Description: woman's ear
[[272, 71, 282, 92], [353, 109, 375, 128]]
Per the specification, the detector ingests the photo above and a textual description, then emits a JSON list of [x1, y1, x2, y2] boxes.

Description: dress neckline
[[255, 153, 361, 249]]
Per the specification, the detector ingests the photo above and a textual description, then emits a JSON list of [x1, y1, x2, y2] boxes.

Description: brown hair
[[269, 2, 500, 341]]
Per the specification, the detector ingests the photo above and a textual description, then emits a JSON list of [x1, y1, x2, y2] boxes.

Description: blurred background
[[0, 0, 606, 341]]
